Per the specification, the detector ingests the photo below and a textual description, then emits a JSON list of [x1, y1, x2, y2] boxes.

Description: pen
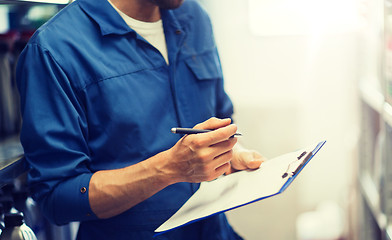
[[171, 128, 242, 136]]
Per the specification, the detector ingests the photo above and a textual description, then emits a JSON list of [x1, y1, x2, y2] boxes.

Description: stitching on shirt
[[81, 64, 167, 91], [83, 49, 218, 90], [180, 48, 215, 62], [29, 43, 167, 92], [31, 42, 214, 92]]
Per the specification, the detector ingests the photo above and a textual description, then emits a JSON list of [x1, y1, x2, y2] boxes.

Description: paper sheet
[[155, 142, 324, 233]]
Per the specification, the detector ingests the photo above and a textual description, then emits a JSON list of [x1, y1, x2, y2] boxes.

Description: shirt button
[[175, 29, 181, 35], [80, 187, 87, 194]]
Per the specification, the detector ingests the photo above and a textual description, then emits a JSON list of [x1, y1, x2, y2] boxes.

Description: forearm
[[88, 118, 238, 219], [88, 150, 175, 219]]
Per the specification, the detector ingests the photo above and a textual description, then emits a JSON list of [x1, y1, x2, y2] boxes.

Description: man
[[16, 0, 264, 239]]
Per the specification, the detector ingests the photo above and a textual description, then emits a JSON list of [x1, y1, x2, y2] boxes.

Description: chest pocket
[[180, 51, 223, 124], [185, 51, 223, 80]]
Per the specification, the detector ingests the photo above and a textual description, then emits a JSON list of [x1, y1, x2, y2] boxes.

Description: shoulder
[[28, 1, 95, 52]]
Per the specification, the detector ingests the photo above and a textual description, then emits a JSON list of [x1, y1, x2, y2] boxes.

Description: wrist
[[145, 149, 180, 187]]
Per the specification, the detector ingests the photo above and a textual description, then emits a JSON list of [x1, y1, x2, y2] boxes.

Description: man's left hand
[[226, 146, 266, 175]]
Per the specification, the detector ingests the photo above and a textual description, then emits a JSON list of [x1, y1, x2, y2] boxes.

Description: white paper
[[155, 143, 321, 233]]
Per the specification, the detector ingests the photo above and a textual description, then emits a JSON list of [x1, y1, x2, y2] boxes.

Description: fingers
[[190, 138, 237, 170], [193, 117, 232, 130], [181, 137, 237, 182], [194, 150, 233, 182], [167, 118, 251, 183], [167, 130, 238, 183], [186, 124, 238, 148], [213, 162, 231, 179], [186, 117, 237, 147]]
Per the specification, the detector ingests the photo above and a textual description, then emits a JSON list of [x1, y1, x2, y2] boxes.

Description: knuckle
[[206, 135, 215, 144], [190, 139, 203, 149], [189, 140, 200, 150], [198, 152, 211, 162], [209, 117, 218, 121], [216, 130, 227, 139]]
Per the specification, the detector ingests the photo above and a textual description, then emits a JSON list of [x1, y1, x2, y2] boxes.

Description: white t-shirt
[[108, 0, 169, 64]]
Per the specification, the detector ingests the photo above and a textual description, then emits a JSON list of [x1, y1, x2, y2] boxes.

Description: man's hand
[[89, 117, 236, 219], [89, 117, 264, 219], [162, 117, 237, 183], [225, 144, 265, 175]]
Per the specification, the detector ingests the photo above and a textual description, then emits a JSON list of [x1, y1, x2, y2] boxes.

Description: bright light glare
[[0, 6, 9, 33], [249, 0, 361, 36]]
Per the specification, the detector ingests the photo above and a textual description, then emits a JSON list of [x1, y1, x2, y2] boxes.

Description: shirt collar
[[161, 7, 184, 34], [78, 0, 189, 36], [78, 0, 131, 35]]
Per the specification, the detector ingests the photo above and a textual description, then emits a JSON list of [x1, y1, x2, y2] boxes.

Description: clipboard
[[155, 140, 326, 234]]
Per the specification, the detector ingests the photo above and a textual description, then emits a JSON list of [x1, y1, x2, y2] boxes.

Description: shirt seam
[[81, 50, 217, 91], [27, 42, 165, 93], [31, 42, 215, 91], [181, 48, 216, 61], [80, 64, 168, 91]]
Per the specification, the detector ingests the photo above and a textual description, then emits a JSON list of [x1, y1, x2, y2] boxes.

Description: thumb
[[245, 151, 265, 169]]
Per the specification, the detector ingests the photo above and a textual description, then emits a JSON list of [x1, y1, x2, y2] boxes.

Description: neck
[[110, 0, 161, 22]]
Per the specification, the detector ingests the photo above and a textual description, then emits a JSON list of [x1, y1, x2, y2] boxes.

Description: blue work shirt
[[16, 0, 240, 239]]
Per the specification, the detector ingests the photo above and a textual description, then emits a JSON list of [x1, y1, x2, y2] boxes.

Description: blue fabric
[[16, 0, 238, 239]]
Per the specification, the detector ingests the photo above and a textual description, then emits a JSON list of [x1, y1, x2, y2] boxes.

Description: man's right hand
[[161, 117, 238, 183], [89, 117, 237, 219]]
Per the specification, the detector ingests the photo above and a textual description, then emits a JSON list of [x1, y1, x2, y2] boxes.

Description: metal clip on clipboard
[[282, 151, 312, 178]]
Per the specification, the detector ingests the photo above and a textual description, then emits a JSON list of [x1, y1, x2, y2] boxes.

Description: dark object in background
[[0, 212, 37, 240]]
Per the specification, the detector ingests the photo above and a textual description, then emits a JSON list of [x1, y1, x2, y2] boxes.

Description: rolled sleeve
[[17, 43, 97, 224], [44, 173, 96, 225]]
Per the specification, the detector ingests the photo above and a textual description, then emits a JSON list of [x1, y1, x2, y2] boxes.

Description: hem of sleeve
[[77, 172, 98, 221], [52, 173, 98, 225]]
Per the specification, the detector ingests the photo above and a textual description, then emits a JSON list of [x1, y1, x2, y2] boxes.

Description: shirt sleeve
[[16, 43, 98, 225]]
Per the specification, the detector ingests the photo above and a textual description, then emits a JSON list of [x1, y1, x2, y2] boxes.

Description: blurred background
[[199, 0, 385, 239], [0, 0, 390, 239]]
